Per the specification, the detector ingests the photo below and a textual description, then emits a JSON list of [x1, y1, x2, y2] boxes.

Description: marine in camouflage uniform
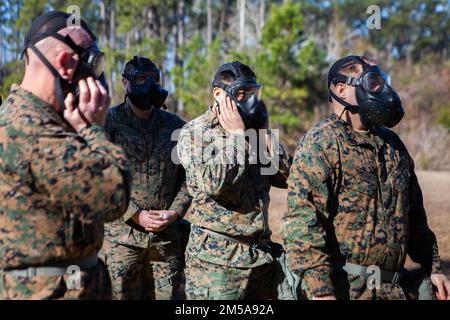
[[178, 91, 290, 300], [100, 62, 191, 299], [281, 102, 443, 298], [0, 85, 131, 299]]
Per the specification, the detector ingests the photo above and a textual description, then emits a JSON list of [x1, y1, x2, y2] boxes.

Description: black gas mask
[[22, 12, 105, 112], [212, 61, 268, 130], [329, 56, 404, 129], [122, 60, 168, 110], [219, 77, 266, 129], [213, 79, 267, 130]]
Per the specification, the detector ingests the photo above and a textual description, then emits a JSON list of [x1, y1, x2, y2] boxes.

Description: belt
[[194, 226, 272, 253], [154, 271, 179, 289], [2, 254, 99, 278], [333, 262, 403, 285]]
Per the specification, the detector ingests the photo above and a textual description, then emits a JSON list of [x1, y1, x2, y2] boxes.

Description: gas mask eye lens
[[82, 50, 105, 78], [134, 75, 149, 85], [232, 86, 261, 101], [365, 73, 385, 93], [91, 52, 105, 78]]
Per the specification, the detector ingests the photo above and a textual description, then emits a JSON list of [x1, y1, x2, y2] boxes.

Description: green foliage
[[255, 1, 326, 133], [172, 35, 223, 119], [437, 105, 450, 130], [0, 61, 24, 98]]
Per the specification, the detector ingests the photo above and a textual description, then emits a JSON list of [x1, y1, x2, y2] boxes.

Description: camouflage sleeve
[[122, 199, 142, 222], [407, 159, 442, 275], [281, 134, 336, 299], [268, 139, 290, 189], [169, 167, 192, 218], [102, 110, 138, 222], [31, 124, 131, 222], [177, 126, 249, 197], [103, 110, 115, 141]]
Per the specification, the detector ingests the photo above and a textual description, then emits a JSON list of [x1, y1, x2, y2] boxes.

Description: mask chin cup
[[384, 91, 405, 128], [355, 77, 404, 128], [128, 92, 153, 110], [358, 100, 392, 128], [154, 88, 168, 108], [128, 76, 168, 110], [235, 95, 267, 130]]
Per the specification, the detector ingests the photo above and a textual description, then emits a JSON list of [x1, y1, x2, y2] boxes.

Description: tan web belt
[[1, 254, 99, 278], [334, 262, 403, 285]]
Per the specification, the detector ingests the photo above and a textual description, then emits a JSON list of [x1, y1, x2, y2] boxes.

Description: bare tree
[[218, 0, 230, 37], [177, 0, 185, 114], [239, 0, 246, 49], [257, 0, 266, 42], [207, 0, 212, 46]]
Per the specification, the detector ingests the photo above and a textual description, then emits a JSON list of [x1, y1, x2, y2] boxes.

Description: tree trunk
[[109, 2, 116, 49], [207, 0, 212, 46], [176, 0, 185, 114], [218, 0, 229, 37], [239, 0, 246, 49], [147, 5, 161, 39], [99, 0, 107, 46], [256, 0, 265, 43], [108, 1, 116, 98]]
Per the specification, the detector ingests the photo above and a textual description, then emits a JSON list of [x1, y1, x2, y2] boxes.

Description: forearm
[[282, 192, 334, 299], [281, 139, 335, 299], [267, 136, 290, 188], [184, 132, 250, 196], [78, 124, 129, 170], [408, 169, 442, 274], [168, 181, 192, 219], [122, 199, 142, 223], [32, 130, 132, 222]]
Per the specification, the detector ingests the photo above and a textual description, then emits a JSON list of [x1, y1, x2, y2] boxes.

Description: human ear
[[336, 83, 347, 100], [213, 87, 223, 103], [55, 51, 78, 81]]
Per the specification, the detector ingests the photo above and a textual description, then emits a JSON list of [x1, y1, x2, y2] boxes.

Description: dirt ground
[[268, 170, 450, 275]]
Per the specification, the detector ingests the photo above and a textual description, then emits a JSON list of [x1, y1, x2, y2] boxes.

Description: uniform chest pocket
[[390, 161, 410, 194], [157, 140, 177, 174], [341, 167, 378, 199], [115, 128, 146, 163]]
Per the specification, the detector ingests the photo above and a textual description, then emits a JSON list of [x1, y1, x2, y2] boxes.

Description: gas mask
[[122, 70, 168, 110], [27, 34, 105, 112], [215, 77, 267, 129], [329, 57, 404, 129], [22, 12, 106, 112]]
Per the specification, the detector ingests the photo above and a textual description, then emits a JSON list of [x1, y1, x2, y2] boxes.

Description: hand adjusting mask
[[22, 11, 105, 112], [212, 62, 267, 130]]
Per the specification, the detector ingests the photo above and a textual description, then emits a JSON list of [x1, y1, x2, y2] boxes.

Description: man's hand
[[141, 210, 179, 233], [312, 295, 337, 300], [64, 77, 111, 131], [431, 273, 450, 300], [217, 95, 245, 135]]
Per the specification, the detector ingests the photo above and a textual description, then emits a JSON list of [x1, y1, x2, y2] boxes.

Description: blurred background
[[1, 0, 449, 168]]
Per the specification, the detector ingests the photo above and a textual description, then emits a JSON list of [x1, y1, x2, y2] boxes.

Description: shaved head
[[29, 27, 93, 64]]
